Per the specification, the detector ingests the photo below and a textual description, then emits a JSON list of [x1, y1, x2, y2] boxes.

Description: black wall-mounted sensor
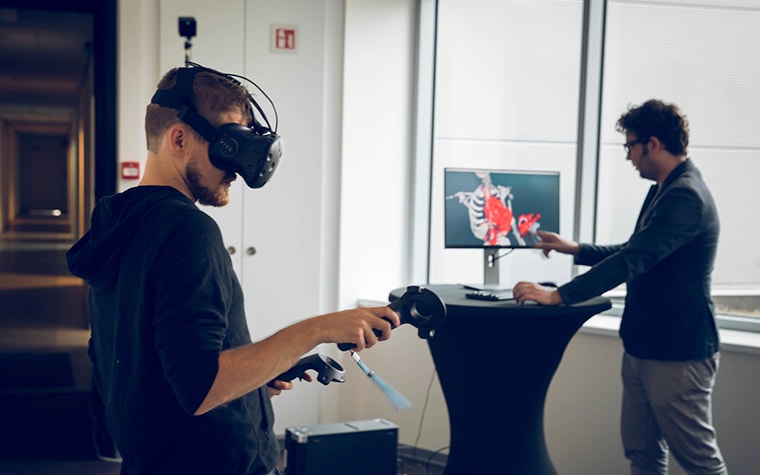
[[179, 17, 196, 39]]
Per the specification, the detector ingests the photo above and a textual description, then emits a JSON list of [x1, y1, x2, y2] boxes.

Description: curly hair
[[616, 99, 689, 156], [144, 68, 253, 153]]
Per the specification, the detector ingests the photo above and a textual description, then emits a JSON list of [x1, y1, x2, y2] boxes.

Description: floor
[[0, 458, 445, 475], [0, 459, 122, 475], [0, 445, 446, 475]]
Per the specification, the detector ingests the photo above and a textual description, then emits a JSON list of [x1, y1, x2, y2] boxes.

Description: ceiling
[[0, 7, 93, 109]]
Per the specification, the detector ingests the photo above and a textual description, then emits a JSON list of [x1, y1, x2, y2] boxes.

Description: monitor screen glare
[[444, 168, 560, 248]]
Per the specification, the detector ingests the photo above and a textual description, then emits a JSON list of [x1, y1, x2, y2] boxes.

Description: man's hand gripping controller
[[269, 353, 346, 387], [270, 286, 446, 387], [338, 285, 447, 351]]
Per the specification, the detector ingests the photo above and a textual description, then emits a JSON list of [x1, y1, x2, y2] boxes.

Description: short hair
[[144, 68, 253, 152], [616, 99, 689, 156]]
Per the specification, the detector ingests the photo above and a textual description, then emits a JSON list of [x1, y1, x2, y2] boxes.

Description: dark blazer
[[558, 159, 720, 360]]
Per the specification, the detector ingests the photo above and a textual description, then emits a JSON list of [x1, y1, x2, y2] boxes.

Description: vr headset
[[150, 62, 283, 189]]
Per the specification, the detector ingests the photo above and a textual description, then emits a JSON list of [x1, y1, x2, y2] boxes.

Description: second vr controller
[[270, 353, 345, 387], [271, 286, 447, 386], [338, 285, 447, 351]]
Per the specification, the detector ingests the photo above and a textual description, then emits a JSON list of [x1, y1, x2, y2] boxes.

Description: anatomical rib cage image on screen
[[444, 168, 560, 249]]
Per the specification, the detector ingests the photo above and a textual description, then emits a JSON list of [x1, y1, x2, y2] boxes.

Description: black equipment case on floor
[[284, 418, 398, 475]]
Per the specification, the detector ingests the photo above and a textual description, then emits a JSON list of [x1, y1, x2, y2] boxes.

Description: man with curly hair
[[513, 99, 728, 475]]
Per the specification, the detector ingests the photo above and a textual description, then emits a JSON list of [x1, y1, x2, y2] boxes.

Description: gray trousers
[[621, 352, 728, 475]]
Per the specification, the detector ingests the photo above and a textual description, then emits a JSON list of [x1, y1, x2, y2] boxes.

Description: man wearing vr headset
[[67, 66, 399, 475]]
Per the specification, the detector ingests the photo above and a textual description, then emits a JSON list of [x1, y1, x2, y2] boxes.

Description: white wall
[[116, 1, 760, 472], [117, 0, 159, 193], [337, 0, 417, 306]]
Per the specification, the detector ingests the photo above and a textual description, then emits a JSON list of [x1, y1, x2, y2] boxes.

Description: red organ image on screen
[[448, 172, 542, 246]]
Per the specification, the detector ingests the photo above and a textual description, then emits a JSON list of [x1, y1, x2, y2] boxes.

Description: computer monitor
[[444, 167, 560, 287]]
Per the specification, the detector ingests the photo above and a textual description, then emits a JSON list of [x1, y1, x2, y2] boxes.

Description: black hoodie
[[67, 186, 278, 474]]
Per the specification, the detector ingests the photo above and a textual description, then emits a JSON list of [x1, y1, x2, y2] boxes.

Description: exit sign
[[271, 25, 298, 53]]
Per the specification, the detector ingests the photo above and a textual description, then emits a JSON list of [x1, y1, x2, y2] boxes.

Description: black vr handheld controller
[[150, 62, 283, 189], [338, 285, 447, 351], [272, 287, 446, 388], [270, 353, 346, 387]]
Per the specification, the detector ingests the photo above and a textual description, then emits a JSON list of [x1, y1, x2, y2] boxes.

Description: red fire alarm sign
[[121, 161, 140, 179], [271, 25, 298, 53]]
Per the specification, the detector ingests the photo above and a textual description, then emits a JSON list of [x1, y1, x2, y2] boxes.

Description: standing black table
[[389, 285, 611, 475]]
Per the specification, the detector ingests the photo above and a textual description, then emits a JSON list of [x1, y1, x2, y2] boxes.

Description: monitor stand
[[460, 249, 506, 291], [483, 248, 500, 287]]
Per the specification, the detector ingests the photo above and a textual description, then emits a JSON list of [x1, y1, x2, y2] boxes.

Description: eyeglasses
[[623, 140, 645, 154]]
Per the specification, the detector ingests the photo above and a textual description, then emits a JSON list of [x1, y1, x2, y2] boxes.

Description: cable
[[412, 367, 438, 459], [425, 445, 450, 475], [406, 369, 449, 475], [225, 71, 279, 133], [491, 248, 515, 263], [184, 61, 280, 134]]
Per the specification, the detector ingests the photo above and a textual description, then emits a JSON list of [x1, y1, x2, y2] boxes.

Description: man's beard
[[186, 160, 233, 207]]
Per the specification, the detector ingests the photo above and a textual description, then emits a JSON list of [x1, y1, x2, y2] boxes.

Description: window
[[419, 0, 760, 328], [599, 0, 760, 322], [427, 0, 584, 288]]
